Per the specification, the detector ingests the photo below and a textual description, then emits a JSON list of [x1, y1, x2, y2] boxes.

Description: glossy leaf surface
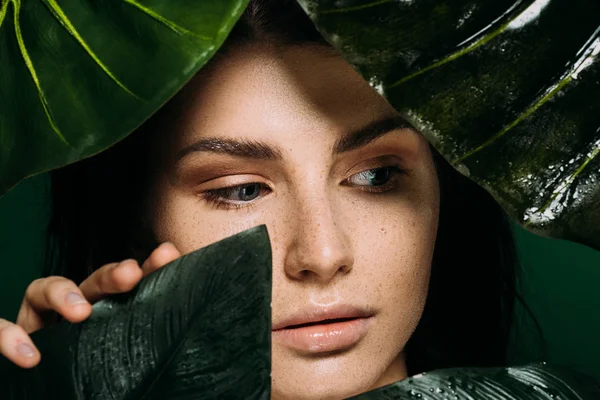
[[298, 0, 600, 250], [0, 226, 272, 400], [0, 0, 248, 196], [352, 363, 600, 399]]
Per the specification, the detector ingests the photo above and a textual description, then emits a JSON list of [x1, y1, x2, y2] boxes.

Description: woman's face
[[151, 43, 440, 399]]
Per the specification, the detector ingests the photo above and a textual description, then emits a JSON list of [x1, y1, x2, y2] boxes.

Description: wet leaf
[[0, 226, 272, 400], [351, 363, 600, 399], [298, 0, 600, 250], [0, 0, 248, 197]]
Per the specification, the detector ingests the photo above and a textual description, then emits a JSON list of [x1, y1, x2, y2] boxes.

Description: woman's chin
[[270, 344, 388, 400], [271, 378, 373, 400]]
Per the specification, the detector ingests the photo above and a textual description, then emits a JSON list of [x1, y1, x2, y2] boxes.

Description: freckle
[[380, 227, 386, 234]]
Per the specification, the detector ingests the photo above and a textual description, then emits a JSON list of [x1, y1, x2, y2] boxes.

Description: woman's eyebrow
[[333, 115, 414, 154], [175, 115, 413, 162], [176, 138, 283, 162]]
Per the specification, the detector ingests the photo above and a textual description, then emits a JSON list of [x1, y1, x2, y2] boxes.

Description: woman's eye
[[347, 166, 396, 187], [232, 183, 263, 201], [201, 182, 270, 209]]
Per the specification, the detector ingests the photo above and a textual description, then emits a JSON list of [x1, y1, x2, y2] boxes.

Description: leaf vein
[[13, 0, 70, 146], [43, 0, 142, 101], [388, 0, 529, 89], [123, 0, 212, 41], [0, 0, 9, 28], [525, 135, 600, 227], [453, 25, 600, 164], [453, 76, 573, 165]]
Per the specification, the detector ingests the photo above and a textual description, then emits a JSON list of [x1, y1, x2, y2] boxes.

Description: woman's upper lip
[[272, 305, 374, 331]]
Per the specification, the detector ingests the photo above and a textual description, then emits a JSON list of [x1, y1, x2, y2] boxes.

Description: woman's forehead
[[167, 44, 398, 151]]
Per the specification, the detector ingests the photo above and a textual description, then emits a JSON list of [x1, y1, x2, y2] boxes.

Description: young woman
[[0, 1, 519, 398]]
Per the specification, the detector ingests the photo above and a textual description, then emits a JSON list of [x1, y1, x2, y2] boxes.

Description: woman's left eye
[[346, 166, 405, 191]]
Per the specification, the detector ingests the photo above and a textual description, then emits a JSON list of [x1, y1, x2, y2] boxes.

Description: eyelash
[[202, 184, 272, 211], [345, 166, 407, 193], [200, 165, 409, 211]]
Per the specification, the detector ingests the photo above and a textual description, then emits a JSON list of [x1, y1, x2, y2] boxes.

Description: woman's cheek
[[151, 192, 264, 254], [358, 187, 438, 305]]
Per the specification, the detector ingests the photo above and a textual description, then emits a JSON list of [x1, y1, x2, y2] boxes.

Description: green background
[[1, 174, 599, 378]]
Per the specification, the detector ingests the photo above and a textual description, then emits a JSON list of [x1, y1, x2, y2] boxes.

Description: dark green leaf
[[298, 0, 600, 250], [350, 363, 600, 399], [0, 225, 271, 400], [0, 0, 248, 197]]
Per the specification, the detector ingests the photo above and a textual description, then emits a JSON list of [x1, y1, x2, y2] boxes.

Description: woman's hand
[[0, 242, 180, 369]]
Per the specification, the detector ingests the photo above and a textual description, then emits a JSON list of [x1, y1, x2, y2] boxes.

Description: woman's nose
[[283, 194, 354, 283]]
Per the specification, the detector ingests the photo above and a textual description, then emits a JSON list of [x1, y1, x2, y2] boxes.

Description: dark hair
[[45, 0, 522, 377]]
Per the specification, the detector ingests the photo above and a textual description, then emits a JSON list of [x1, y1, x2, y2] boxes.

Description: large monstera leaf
[[0, 226, 272, 399], [298, 0, 600, 250], [0, 0, 247, 196]]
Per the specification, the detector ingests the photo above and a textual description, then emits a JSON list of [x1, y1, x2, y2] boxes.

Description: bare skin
[[1, 43, 440, 399]]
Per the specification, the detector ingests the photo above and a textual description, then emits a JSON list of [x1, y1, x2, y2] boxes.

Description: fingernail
[[16, 343, 35, 358], [159, 242, 173, 249], [65, 292, 87, 305]]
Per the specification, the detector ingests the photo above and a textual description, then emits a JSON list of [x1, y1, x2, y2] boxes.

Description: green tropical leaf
[[0, 0, 248, 197], [351, 363, 600, 399], [0, 225, 272, 400], [298, 0, 600, 250]]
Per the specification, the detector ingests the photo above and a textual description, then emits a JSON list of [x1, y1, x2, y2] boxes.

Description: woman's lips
[[272, 315, 374, 354], [272, 310, 373, 354]]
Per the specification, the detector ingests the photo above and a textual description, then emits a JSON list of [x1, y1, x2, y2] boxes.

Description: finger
[[141, 242, 181, 277], [0, 318, 41, 368], [79, 259, 143, 304], [17, 277, 92, 332]]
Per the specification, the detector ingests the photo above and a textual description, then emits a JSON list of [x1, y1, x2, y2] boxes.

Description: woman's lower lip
[[271, 317, 373, 354]]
